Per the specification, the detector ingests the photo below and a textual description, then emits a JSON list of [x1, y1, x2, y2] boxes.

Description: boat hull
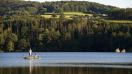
[[24, 56, 40, 60]]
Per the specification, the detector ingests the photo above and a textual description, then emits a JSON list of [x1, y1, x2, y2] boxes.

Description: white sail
[[121, 49, 126, 53], [115, 48, 120, 53], [29, 48, 32, 56]]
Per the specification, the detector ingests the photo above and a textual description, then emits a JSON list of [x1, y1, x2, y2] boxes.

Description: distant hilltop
[[0, 0, 132, 20]]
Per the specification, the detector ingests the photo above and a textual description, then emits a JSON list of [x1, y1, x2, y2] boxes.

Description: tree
[[4, 33, 18, 51], [1, 0, 24, 1], [39, 8, 47, 14], [63, 32, 71, 40], [52, 13, 57, 18], [21, 26, 29, 38], [25, 7, 38, 14], [59, 9, 65, 21], [6, 41, 14, 52], [7, 10, 30, 16], [7, 33, 18, 42], [51, 29, 60, 41], [17, 39, 30, 50]]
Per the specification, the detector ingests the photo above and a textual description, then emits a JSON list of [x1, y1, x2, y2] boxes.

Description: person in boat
[[34, 53, 38, 58], [29, 48, 32, 56]]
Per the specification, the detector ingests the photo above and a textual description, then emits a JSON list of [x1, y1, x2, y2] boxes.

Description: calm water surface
[[0, 52, 132, 74]]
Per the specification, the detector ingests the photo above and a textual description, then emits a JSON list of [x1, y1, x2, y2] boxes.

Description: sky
[[25, 0, 132, 8]]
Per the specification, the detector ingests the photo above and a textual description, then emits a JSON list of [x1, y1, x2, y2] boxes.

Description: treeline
[[108, 8, 132, 20], [0, 0, 132, 20], [0, 15, 132, 52]]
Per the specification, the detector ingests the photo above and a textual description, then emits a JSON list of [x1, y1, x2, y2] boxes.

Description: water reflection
[[29, 60, 33, 74], [0, 66, 132, 74]]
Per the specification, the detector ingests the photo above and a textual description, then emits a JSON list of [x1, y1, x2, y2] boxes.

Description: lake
[[0, 52, 132, 74]]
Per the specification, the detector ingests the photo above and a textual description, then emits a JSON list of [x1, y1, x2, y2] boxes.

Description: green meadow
[[41, 12, 93, 19]]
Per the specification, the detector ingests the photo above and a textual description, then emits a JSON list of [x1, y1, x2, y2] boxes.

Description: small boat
[[121, 49, 126, 53], [24, 56, 40, 60], [24, 48, 40, 60]]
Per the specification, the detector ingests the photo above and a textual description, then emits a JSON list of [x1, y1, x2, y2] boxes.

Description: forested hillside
[[0, 0, 132, 19], [0, 0, 132, 52]]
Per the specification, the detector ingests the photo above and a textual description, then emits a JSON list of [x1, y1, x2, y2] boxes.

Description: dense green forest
[[0, 0, 132, 19], [0, 0, 132, 52]]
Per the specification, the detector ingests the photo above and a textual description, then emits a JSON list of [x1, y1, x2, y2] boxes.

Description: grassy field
[[107, 20, 132, 24], [41, 12, 132, 24], [41, 15, 60, 18], [41, 12, 92, 19], [63, 12, 87, 15]]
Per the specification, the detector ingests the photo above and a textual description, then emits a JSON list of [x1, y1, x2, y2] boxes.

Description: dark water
[[0, 67, 132, 74], [0, 52, 132, 74]]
